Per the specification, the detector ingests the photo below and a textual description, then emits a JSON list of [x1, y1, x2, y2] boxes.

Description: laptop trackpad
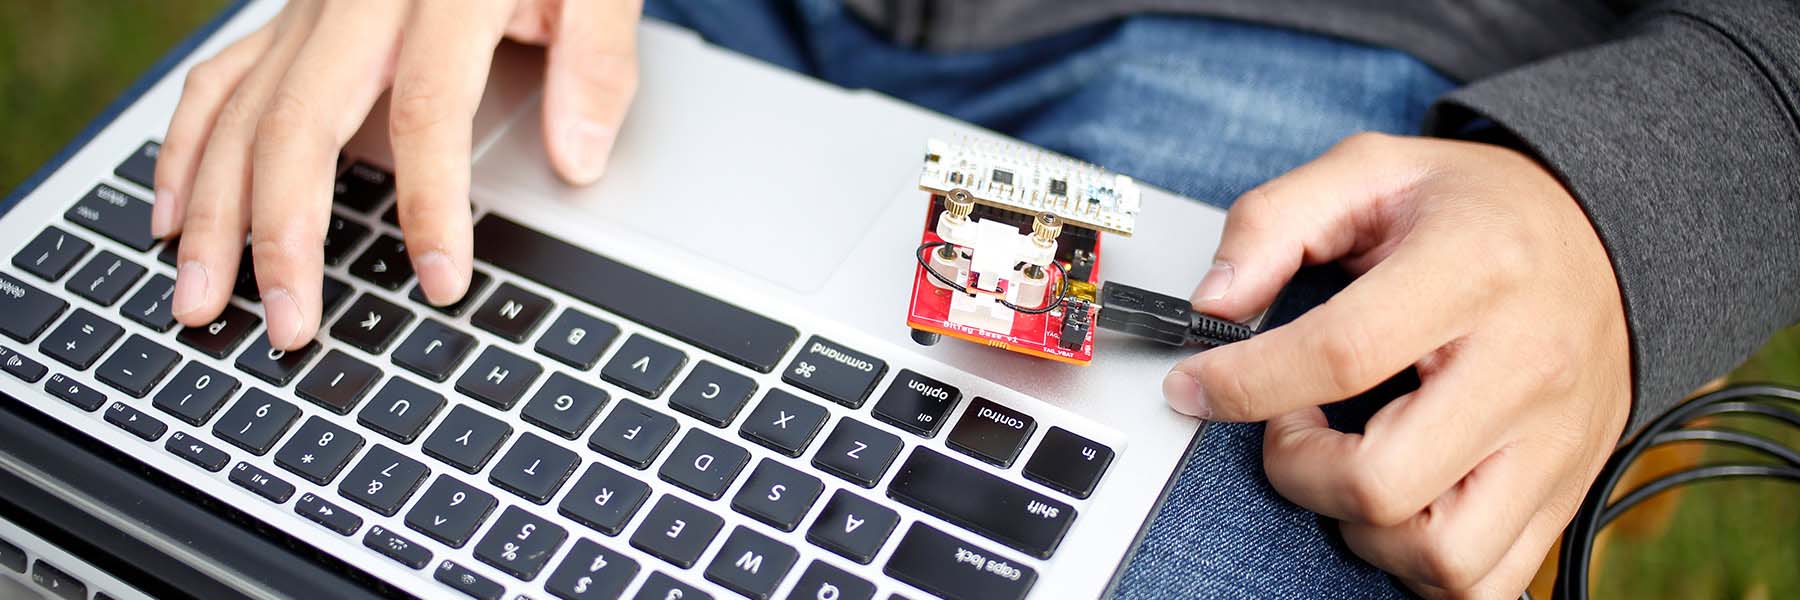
[[470, 100, 920, 294]]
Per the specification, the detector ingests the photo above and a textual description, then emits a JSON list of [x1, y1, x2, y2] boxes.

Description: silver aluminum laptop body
[[0, 1, 1226, 598]]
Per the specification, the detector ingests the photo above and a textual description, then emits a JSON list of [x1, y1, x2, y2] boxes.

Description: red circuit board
[[905, 202, 1101, 365]]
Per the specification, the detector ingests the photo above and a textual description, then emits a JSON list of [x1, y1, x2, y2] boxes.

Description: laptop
[[0, 1, 1230, 598]]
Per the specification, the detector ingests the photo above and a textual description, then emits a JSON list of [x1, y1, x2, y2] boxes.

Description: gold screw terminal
[[944, 188, 975, 224], [1032, 212, 1062, 247]]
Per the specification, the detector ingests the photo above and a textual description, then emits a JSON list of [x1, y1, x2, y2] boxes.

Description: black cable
[[915, 241, 1068, 314], [1554, 385, 1800, 600], [1648, 428, 1800, 467]]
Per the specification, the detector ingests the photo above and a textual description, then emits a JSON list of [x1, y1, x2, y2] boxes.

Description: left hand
[[1162, 133, 1632, 598]]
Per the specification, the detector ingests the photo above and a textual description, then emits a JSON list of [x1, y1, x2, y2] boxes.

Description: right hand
[[155, 0, 644, 350]]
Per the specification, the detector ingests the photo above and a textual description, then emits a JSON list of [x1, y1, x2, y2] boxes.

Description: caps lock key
[[782, 336, 886, 408]]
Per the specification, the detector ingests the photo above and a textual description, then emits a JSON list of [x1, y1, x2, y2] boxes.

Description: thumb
[[1192, 132, 1423, 321], [543, 0, 643, 185]]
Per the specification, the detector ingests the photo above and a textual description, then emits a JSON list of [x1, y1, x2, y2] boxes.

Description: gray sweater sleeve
[[1423, 0, 1800, 436]]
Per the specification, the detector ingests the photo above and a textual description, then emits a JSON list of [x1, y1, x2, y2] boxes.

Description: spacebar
[[472, 215, 798, 373]]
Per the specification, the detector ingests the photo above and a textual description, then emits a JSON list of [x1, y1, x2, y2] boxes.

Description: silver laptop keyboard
[[0, 140, 1119, 600]]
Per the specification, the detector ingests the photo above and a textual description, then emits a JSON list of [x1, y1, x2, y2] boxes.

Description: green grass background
[[2, 3, 1794, 598]]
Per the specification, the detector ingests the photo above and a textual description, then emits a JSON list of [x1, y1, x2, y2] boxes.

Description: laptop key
[[177, 304, 260, 359], [544, 538, 639, 600], [45, 373, 106, 411], [409, 270, 490, 317], [738, 388, 828, 458], [338, 445, 429, 516], [230, 246, 261, 302], [806, 489, 899, 564], [872, 370, 961, 438], [435, 559, 503, 600], [330, 293, 413, 353], [473, 506, 568, 581], [12, 226, 92, 281], [358, 377, 446, 443], [391, 319, 476, 382], [887, 448, 1075, 559], [668, 361, 756, 427], [423, 404, 512, 473], [705, 526, 798, 600], [321, 276, 352, 315], [730, 458, 823, 532], [587, 399, 677, 470], [559, 462, 650, 536], [67, 184, 154, 251], [533, 308, 617, 370], [490, 432, 580, 504], [151, 361, 239, 426], [783, 336, 887, 408], [296, 493, 363, 535], [114, 141, 160, 190], [322, 214, 371, 266], [600, 334, 685, 398], [364, 525, 433, 570], [234, 337, 320, 386], [521, 371, 608, 440], [1023, 427, 1115, 499], [275, 416, 366, 485], [230, 461, 297, 503], [470, 282, 552, 342], [813, 418, 902, 488], [1, 272, 69, 343], [296, 349, 381, 414], [30, 560, 85, 600], [473, 215, 798, 373], [946, 397, 1036, 468], [348, 235, 413, 290], [406, 475, 497, 548], [65, 250, 145, 306], [0, 346, 47, 382], [119, 274, 177, 331], [211, 388, 300, 455], [629, 495, 723, 569], [104, 401, 166, 441], [658, 429, 750, 500], [0, 538, 19, 574], [883, 523, 1037, 600], [635, 572, 711, 600], [455, 345, 541, 410], [40, 308, 123, 370], [333, 162, 394, 213], [166, 431, 230, 472], [793, 561, 877, 600], [94, 334, 179, 397]]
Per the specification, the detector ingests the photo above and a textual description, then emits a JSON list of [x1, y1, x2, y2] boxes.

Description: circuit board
[[919, 137, 1142, 236], [905, 202, 1103, 365]]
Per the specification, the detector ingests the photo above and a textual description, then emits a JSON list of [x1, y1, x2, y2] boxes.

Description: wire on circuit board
[[914, 240, 1070, 315]]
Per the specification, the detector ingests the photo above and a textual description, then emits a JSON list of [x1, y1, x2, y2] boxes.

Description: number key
[[473, 506, 568, 581], [211, 389, 300, 455], [544, 538, 639, 600], [275, 416, 365, 485], [151, 362, 240, 426], [405, 475, 496, 548], [337, 445, 429, 516]]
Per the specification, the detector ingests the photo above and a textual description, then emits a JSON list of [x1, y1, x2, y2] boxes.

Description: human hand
[[154, 0, 643, 350], [1163, 133, 1632, 598]]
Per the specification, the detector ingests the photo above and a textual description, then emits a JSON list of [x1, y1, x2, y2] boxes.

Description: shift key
[[887, 448, 1074, 559], [782, 336, 886, 408], [67, 184, 155, 251]]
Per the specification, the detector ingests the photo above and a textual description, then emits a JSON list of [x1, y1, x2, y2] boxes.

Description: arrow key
[[165, 431, 230, 472], [329, 293, 413, 354], [349, 235, 414, 290]]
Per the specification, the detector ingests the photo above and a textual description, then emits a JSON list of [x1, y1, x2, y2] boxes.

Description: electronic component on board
[[904, 137, 1141, 365]]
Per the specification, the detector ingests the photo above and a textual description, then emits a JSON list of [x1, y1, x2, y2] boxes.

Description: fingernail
[[1163, 371, 1211, 419], [171, 261, 209, 317], [1193, 261, 1235, 303], [262, 288, 302, 350], [414, 251, 465, 305], [150, 189, 175, 238], [562, 120, 615, 185]]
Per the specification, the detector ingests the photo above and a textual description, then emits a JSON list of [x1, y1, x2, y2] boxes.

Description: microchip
[[991, 169, 1014, 186], [1049, 179, 1068, 197]]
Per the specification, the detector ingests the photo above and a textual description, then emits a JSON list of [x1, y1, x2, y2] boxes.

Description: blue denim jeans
[[643, 1, 1457, 597]]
